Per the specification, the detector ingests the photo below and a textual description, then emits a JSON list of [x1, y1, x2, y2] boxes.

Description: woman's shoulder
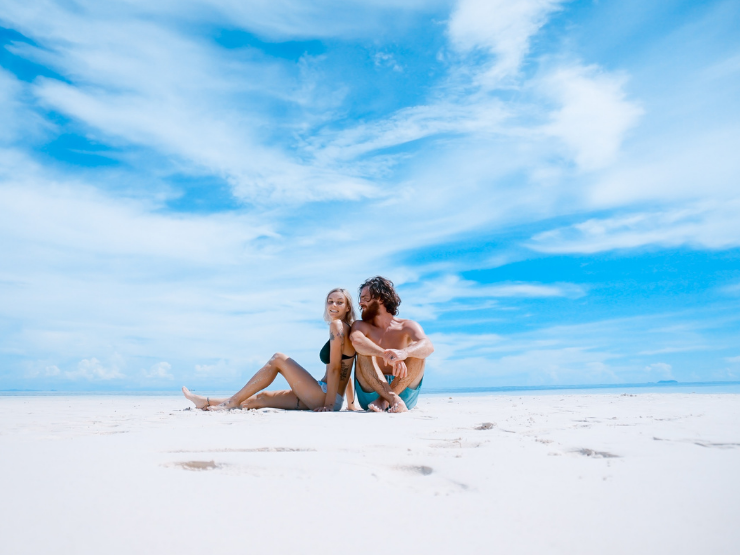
[[329, 319, 348, 335]]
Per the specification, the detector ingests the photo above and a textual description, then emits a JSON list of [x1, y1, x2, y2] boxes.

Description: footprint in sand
[[575, 448, 619, 459], [174, 460, 218, 471], [398, 465, 433, 476], [694, 441, 740, 449], [475, 422, 496, 430]]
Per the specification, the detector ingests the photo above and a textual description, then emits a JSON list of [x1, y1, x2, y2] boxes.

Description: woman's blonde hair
[[323, 288, 356, 326]]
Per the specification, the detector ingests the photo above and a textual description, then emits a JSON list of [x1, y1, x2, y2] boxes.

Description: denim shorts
[[317, 380, 344, 411]]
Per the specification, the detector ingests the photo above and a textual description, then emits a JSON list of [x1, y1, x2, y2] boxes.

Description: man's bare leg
[[356, 355, 424, 413], [386, 358, 424, 413], [355, 355, 393, 412]]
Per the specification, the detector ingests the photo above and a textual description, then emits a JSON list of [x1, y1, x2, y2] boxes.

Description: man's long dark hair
[[359, 276, 401, 316]]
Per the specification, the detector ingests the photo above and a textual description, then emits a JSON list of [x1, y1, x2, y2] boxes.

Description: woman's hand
[[313, 405, 334, 412]]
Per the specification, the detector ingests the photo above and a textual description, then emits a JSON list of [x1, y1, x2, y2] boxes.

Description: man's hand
[[391, 359, 408, 378], [382, 348, 407, 365], [313, 406, 334, 412]]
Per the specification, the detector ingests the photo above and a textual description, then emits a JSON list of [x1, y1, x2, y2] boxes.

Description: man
[[350, 276, 434, 413]]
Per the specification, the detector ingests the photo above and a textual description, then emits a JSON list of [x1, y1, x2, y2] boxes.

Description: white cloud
[[644, 362, 673, 380], [143, 361, 174, 379], [447, 0, 564, 83], [411, 273, 583, 302], [308, 99, 509, 167], [0, 181, 276, 263], [427, 337, 621, 387], [3, 2, 379, 203], [194, 360, 237, 376], [66, 355, 125, 380], [539, 64, 643, 171], [587, 126, 740, 208], [725, 356, 740, 364], [23, 362, 62, 379], [0, 68, 50, 144], [528, 200, 740, 254], [400, 274, 586, 320], [45, 365, 61, 376], [373, 52, 403, 72]]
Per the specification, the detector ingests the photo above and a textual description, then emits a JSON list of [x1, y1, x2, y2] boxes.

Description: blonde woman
[[182, 288, 359, 412]]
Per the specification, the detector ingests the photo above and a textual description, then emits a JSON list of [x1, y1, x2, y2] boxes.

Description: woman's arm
[[315, 320, 344, 411], [344, 365, 361, 410]]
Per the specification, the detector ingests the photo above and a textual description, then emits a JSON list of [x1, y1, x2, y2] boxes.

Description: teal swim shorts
[[354, 374, 423, 410]]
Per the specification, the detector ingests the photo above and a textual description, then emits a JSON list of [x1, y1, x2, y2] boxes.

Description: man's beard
[[361, 300, 380, 322]]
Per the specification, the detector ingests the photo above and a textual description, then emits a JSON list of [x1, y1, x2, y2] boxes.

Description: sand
[[0, 393, 738, 554]]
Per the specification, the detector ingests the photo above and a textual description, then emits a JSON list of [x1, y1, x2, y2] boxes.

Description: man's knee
[[405, 357, 425, 372], [403, 358, 425, 388]]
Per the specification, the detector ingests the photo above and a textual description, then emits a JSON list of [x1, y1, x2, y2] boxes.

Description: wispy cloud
[[538, 64, 643, 171], [528, 200, 740, 254], [143, 362, 174, 380], [66, 355, 125, 381], [447, 0, 565, 84]]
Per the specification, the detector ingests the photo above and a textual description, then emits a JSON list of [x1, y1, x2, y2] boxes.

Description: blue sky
[[1, 0, 739, 391]]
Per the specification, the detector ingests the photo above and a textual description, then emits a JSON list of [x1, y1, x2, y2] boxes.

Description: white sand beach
[[1, 393, 738, 554]]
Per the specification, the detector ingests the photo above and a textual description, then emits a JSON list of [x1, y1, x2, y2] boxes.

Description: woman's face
[[326, 291, 349, 321]]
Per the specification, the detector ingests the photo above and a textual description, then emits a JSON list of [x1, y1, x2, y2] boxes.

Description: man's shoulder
[[394, 316, 421, 329], [351, 320, 372, 332], [394, 317, 425, 336]]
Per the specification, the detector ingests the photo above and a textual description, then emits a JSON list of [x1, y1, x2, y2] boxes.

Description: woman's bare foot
[[182, 386, 210, 410], [206, 399, 238, 411]]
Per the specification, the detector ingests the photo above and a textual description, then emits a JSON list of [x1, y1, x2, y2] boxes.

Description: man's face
[[359, 286, 380, 322]]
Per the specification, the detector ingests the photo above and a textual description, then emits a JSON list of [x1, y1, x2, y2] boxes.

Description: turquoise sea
[[2, 381, 740, 397]]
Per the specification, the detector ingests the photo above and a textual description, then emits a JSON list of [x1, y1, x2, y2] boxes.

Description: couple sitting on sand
[[182, 276, 434, 413]]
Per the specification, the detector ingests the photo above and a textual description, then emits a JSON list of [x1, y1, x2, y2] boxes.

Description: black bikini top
[[320, 340, 355, 365]]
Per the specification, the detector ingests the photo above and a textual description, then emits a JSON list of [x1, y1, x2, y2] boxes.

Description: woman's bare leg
[[241, 389, 307, 410], [208, 353, 326, 410], [181, 387, 229, 410]]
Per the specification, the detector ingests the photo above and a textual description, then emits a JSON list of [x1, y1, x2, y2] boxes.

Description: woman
[[182, 288, 359, 411]]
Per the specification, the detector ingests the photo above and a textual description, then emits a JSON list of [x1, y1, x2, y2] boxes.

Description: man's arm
[[382, 320, 434, 377], [350, 322, 385, 357]]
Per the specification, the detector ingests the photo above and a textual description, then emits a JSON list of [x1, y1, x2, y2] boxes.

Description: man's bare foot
[[182, 386, 210, 410], [368, 398, 389, 412], [388, 396, 408, 413]]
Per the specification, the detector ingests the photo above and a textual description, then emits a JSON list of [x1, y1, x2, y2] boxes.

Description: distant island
[[658, 380, 679, 384]]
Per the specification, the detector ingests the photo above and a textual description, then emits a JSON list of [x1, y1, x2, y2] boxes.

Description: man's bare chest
[[367, 328, 409, 349]]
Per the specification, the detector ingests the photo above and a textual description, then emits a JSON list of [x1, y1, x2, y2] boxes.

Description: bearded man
[[350, 276, 434, 413]]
